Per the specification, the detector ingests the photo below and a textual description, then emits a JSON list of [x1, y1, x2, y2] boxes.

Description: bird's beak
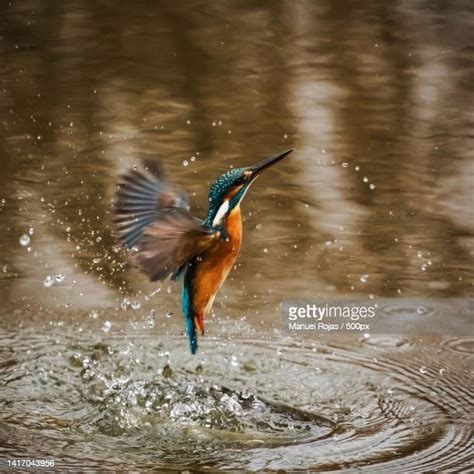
[[248, 149, 293, 179]]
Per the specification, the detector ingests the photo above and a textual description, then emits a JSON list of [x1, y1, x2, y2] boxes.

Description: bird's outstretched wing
[[114, 160, 219, 281]]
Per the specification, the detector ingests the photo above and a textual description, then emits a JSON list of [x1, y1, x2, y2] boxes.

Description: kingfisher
[[114, 149, 293, 354]]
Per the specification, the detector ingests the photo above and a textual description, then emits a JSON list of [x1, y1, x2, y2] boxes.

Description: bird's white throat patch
[[212, 199, 230, 227]]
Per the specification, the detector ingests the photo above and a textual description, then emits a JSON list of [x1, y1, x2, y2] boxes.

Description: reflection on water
[[0, 0, 472, 471]]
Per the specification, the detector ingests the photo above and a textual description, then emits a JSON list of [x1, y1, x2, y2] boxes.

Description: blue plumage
[[182, 282, 198, 354]]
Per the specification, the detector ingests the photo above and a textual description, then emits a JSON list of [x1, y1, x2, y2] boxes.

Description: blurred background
[[0, 0, 472, 328], [0, 1, 473, 471]]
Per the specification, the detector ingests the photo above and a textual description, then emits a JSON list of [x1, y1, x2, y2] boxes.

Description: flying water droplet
[[146, 310, 156, 328], [43, 275, 54, 287], [121, 298, 130, 310], [131, 301, 141, 310], [19, 234, 31, 246], [102, 320, 112, 333], [360, 274, 369, 283]]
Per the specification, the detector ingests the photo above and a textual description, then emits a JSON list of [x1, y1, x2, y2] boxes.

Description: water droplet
[[190, 155, 196, 162], [102, 320, 112, 333], [146, 313, 155, 328], [369, 183, 376, 190], [28, 227, 35, 235], [342, 162, 348, 168], [355, 165, 360, 171], [419, 366, 427, 374], [263, 247, 268, 254], [416, 305, 426, 315], [19, 234, 31, 246], [363, 176, 369, 183], [439, 368, 446, 375], [183, 160, 189, 167], [131, 301, 141, 310], [89, 310, 98, 319], [360, 274, 369, 283], [43, 275, 54, 288], [55, 274, 65, 283], [421, 263, 428, 272], [121, 298, 130, 310], [186, 119, 191, 124]]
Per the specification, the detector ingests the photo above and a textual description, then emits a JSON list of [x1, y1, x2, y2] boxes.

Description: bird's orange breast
[[192, 206, 242, 315]]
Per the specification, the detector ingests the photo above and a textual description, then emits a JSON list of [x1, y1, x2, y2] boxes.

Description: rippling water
[[0, 0, 473, 471], [1, 321, 473, 471]]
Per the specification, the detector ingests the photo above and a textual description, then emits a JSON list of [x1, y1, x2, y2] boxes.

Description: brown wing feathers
[[132, 209, 218, 281], [114, 160, 217, 281]]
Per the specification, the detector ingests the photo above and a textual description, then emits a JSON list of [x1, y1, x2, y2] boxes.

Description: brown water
[[0, 1, 473, 471]]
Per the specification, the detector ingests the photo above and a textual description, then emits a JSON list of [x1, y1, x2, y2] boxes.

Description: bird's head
[[205, 149, 293, 228]]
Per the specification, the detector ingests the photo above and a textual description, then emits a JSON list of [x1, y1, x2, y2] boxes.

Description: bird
[[114, 149, 293, 354]]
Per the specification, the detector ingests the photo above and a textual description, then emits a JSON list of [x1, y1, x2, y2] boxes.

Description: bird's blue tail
[[185, 316, 198, 354], [182, 283, 198, 354]]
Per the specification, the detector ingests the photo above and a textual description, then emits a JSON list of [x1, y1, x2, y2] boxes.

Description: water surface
[[0, 0, 473, 471]]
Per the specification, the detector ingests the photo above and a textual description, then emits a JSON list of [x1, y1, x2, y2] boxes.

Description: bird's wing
[[115, 160, 219, 281]]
